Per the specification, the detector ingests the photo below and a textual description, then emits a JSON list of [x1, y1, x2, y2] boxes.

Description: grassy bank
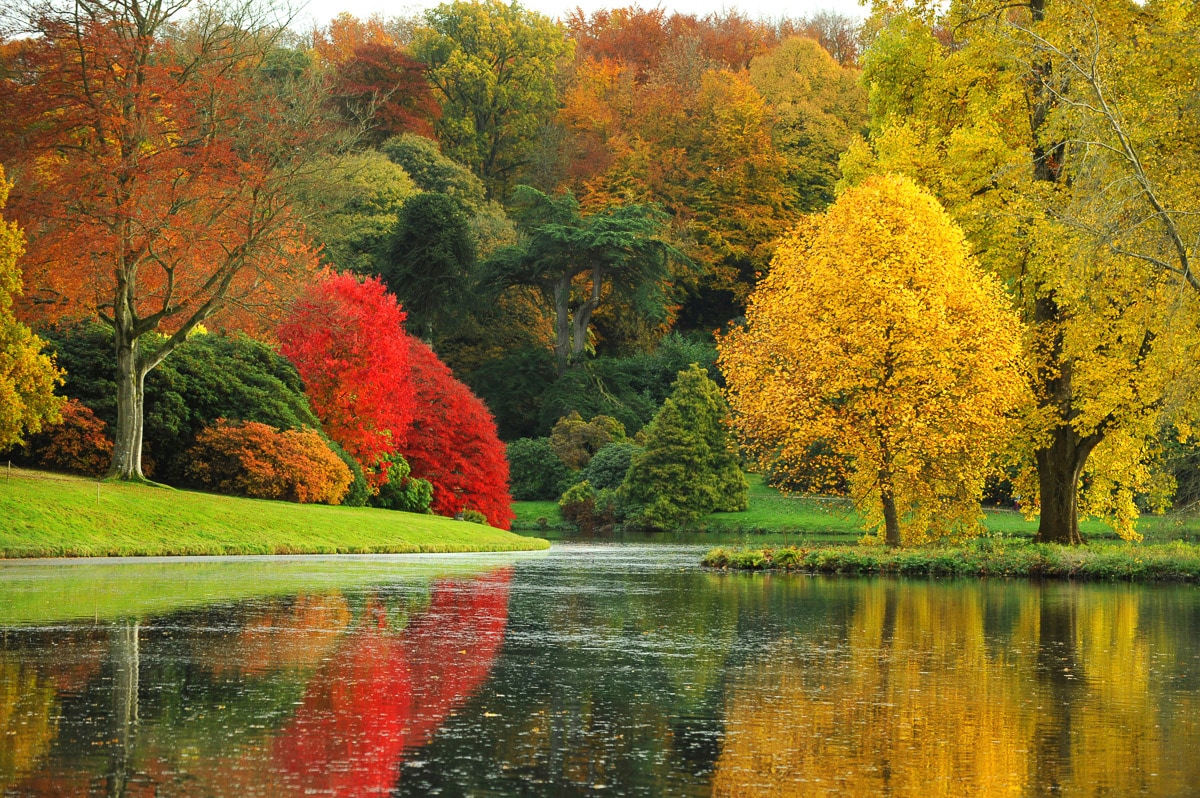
[[0, 468, 549, 558], [514, 474, 1199, 543], [702, 540, 1200, 582]]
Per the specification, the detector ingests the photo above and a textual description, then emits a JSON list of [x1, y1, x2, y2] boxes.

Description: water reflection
[[1, 547, 1198, 797], [0, 567, 512, 797]]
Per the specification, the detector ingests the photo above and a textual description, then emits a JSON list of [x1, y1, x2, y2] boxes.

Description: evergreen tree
[[622, 364, 747, 530]]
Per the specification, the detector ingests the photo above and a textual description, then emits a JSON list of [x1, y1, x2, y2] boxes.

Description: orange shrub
[[186, 420, 352, 505], [24, 399, 113, 476]]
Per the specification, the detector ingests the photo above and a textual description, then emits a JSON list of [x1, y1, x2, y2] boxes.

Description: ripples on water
[[0, 544, 1197, 796]]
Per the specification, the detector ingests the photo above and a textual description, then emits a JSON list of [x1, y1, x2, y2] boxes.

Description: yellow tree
[[719, 174, 1025, 546], [843, 0, 1200, 542], [0, 167, 61, 450]]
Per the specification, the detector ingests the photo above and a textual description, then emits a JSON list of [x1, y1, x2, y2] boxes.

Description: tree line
[[0, 0, 1197, 543]]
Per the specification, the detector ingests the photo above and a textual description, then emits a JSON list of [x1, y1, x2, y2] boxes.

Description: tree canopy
[[720, 175, 1025, 546]]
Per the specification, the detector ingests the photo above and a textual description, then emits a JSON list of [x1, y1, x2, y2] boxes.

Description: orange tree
[[719, 175, 1025, 546], [0, 0, 329, 479]]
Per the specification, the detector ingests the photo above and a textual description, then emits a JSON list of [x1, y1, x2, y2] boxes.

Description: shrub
[[278, 273, 415, 483], [21, 399, 112, 476], [582, 441, 641, 491], [622, 365, 749, 530], [558, 480, 621, 534], [369, 453, 433, 513], [42, 324, 324, 484], [185, 420, 352, 505], [549, 411, 626, 470], [507, 437, 571, 500], [461, 508, 488, 525]]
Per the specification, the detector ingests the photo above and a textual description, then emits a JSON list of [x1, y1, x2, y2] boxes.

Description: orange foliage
[[0, 15, 323, 334], [185, 420, 352, 505], [312, 12, 398, 66], [22, 399, 112, 477]]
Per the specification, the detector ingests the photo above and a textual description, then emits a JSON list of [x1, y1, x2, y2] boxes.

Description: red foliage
[[400, 338, 515, 530], [276, 569, 512, 796], [185, 420, 352, 504], [331, 42, 440, 145], [23, 399, 113, 476], [278, 273, 414, 483]]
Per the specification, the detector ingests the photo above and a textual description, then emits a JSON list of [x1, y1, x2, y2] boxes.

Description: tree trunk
[[1034, 426, 1100, 545], [108, 332, 147, 481], [880, 480, 901, 548], [571, 263, 604, 361], [552, 277, 572, 373]]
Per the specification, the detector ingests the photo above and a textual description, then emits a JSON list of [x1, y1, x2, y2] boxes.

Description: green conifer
[[622, 364, 748, 530]]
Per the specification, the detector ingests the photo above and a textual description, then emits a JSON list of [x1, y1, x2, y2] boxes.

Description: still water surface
[[1, 544, 1198, 796]]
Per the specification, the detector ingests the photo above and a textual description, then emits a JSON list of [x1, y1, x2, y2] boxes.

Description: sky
[[291, 0, 868, 33]]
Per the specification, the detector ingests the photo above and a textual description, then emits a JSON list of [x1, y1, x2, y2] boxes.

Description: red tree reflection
[[4, 569, 513, 798], [276, 568, 513, 796]]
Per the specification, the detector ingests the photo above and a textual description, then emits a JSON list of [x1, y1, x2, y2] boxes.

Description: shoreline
[[702, 542, 1200, 582]]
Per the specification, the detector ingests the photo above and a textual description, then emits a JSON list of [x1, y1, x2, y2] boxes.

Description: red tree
[[401, 338, 515, 529], [278, 273, 414, 484], [331, 43, 440, 146]]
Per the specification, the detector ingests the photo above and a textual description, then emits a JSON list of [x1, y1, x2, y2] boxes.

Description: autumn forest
[[0, 0, 1198, 546]]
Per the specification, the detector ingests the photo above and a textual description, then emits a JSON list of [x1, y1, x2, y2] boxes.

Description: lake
[[1, 544, 1197, 796]]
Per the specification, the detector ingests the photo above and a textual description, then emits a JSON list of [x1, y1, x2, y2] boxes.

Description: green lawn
[[513, 474, 1199, 543], [0, 468, 549, 558]]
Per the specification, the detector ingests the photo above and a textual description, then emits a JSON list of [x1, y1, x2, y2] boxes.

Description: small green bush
[[369, 453, 433, 513], [507, 437, 572, 500], [461, 509, 489, 525], [582, 441, 641, 491]]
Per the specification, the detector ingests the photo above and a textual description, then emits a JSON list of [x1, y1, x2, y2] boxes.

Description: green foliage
[[369, 453, 434, 513], [536, 333, 720, 434], [506, 437, 571, 500], [291, 151, 420, 274], [411, 0, 572, 194], [463, 347, 558, 440], [43, 325, 326, 484], [581, 441, 641, 491], [557, 479, 620, 534], [461, 508, 489, 524], [621, 364, 748, 530], [484, 186, 683, 369], [382, 192, 477, 339], [549, 411, 626, 470], [381, 134, 487, 210]]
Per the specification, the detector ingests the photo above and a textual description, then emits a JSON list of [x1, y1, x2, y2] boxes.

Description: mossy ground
[[0, 467, 548, 558]]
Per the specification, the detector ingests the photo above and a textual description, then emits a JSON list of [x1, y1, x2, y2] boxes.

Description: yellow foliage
[[0, 167, 63, 450], [719, 174, 1025, 545]]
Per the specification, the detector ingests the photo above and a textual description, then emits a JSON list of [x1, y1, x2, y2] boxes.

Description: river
[[1, 543, 1197, 796]]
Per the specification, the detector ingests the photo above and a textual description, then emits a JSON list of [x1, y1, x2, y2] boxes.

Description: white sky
[[291, 0, 868, 33]]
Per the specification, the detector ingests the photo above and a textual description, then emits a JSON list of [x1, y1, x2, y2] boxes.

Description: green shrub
[[369, 453, 433, 513], [622, 365, 748, 530], [461, 509, 489, 525], [507, 437, 572, 500], [43, 324, 323, 484], [582, 441, 642, 491], [549, 411, 626, 470]]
